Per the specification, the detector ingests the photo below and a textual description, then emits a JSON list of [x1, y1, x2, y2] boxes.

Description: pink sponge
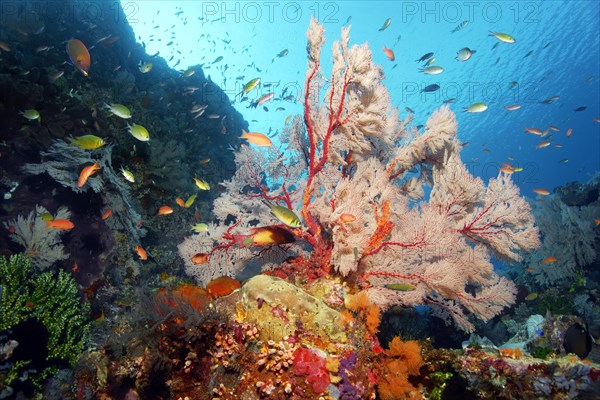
[[293, 347, 330, 393]]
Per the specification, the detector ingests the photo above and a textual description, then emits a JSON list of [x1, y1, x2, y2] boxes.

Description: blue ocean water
[[125, 0, 600, 195]]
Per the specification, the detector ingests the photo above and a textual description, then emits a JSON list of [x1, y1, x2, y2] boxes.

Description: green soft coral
[[0, 254, 90, 385], [0, 254, 34, 330]]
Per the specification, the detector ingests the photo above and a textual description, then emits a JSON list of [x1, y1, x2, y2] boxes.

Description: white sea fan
[[22, 139, 145, 245], [176, 19, 540, 332], [3, 205, 70, 270]]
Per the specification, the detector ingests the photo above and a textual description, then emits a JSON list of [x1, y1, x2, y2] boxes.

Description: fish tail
[[240, 130, 249, 139]]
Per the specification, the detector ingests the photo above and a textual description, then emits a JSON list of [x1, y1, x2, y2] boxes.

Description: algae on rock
[[238, 275, 345, 343]]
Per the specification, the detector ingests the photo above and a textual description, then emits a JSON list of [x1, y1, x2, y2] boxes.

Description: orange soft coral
[[499, 347, 522, 359], [345, 291, 381, 334], [364, 200, 394, 254], [378, 337, 423, 400]]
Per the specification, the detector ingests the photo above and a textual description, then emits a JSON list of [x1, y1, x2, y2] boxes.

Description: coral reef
[[179, 18, 539, 333], [22, 140, 146, 245], [1, 1, 597, 399], [517, 175, 599, 288], [458, 347, 599, 399], [0, 254, 90, 392]]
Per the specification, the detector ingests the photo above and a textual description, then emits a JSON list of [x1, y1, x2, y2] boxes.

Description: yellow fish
[[104, 103, 132, 119], [193, 178, 210, 191], [489, 32, 516, 43], [39, 212, 54, 222], [183, 68, 196, 77], [185, 193, 198, 207], [138, 61, 153, 73], [525, 293, 538, 301], [464, 102, 488, 113], [191, 223, 208, 233], [69, 135, 106, 150], [265, 202, 301, 228], [127, 123, 150, 141], [239, 77, 260, 96], [120, 167, 135, 183], [385, 283, 416, 291], [20, 109, 41, 122]]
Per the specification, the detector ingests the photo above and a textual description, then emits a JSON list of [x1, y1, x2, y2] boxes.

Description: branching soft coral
[[3, 205, 70, 270], [378, 337, 423, 400]]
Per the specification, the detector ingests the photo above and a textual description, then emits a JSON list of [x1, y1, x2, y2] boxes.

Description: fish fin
[[262, 200, 275, 212]]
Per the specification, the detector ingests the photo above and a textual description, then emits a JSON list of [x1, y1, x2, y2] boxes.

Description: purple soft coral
[[339, 353, 361, 400]]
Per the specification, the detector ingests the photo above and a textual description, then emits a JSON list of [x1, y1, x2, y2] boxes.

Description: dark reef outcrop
[[0, 0, 247, 283]]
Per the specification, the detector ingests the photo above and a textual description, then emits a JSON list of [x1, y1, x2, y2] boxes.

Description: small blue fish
[[451, 20, 469, 33], [421, 84, 440, 93]]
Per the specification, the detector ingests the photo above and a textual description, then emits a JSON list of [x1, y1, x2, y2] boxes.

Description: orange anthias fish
[[78, 163, 101, 188], [504, 104, 521, 111], [500, 163, 515, 174], [533, 188, 550, 196], [46, 219, 75, 230], [595, 219, 600, 226], [134, 245, 148, 260], [175, 197, 185, 208], [524, 127, 543, 135], [206, 276, 241, 298], [66, 38, 91, 76], [101, 209, 112, 220], [339, 213, 357, 223], [191, 252, 209, 265], [535, 141, 551, 149], [240, 130, 272, 146], [566, 128, 573, 137], [157, 205, 174, 215], [542, 256, 557, 264], [383, 46, 395, 61]]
